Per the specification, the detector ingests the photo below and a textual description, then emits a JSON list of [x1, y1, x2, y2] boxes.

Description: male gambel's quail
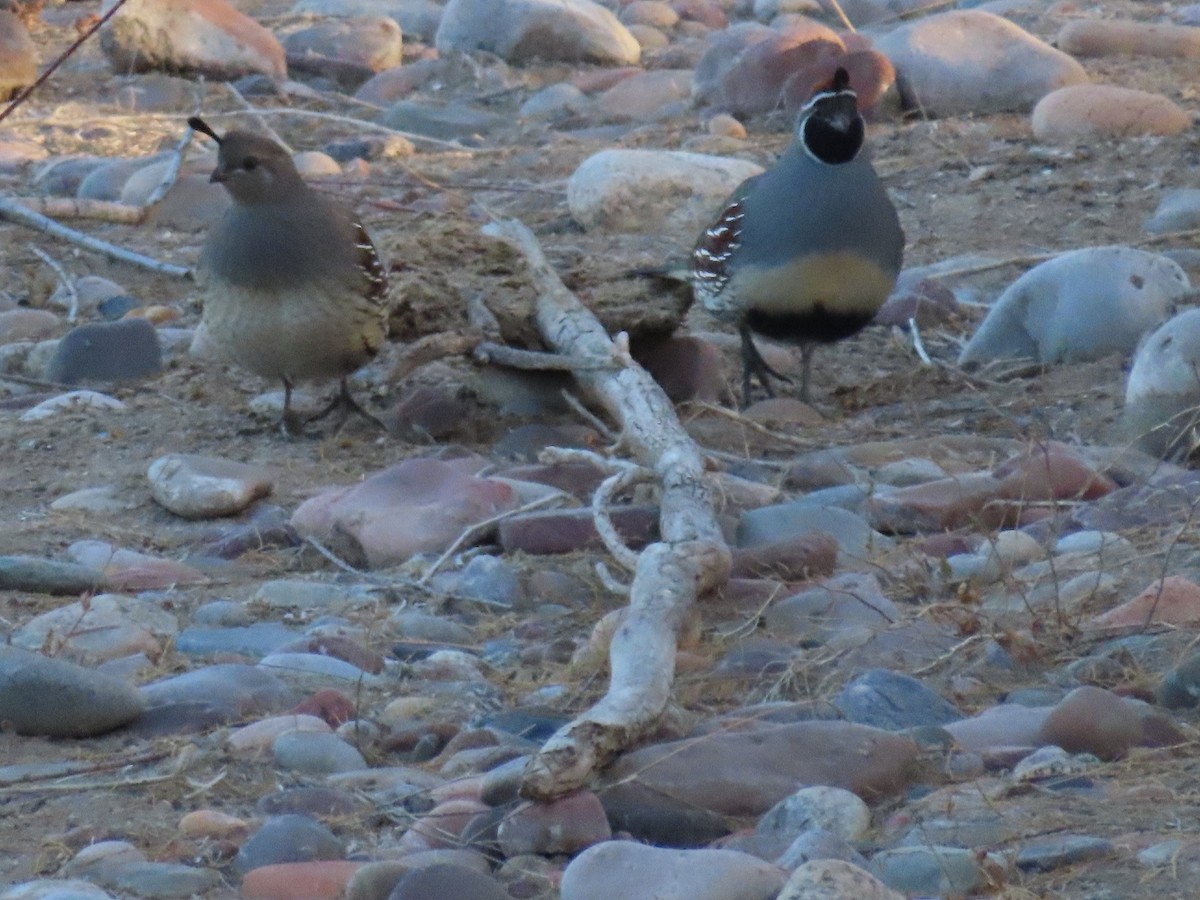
[[693, 67, 904, 406], [189, 116, 389, 435]]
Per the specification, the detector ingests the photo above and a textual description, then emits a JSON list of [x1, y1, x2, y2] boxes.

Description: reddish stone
[[1086, 576, 1200, 630], [993, 445, 1116, 502], [719, 32, 843, 116], [354, 56, 442, 105], [915, 533, 978, 558], [240, 860, 363, 899], [1038, 686, 1143, 761], [729, 533, 838, 582], [292, 689, 357, 727], [633, 334, 728, 404], [783, 49, 895, 117], [277, 636, 384, 675], [865, 473, 1006, 533], [399, 799, 491, 851], [671, 0, 727, 28], [571, 66, 642, 93], [498, 506, 659, 555], [498, 790, 612, 856]]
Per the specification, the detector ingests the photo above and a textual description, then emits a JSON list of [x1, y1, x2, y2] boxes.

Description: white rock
[[567, 148, 763, 234], [757, 786, 871, 842], [876, 10, 1088, 116], [226, 714, 331, 753], [1127, 308, 1200, 402], [20, 390, 125, 421], [147, 453, 274, 519], [436, 0, 640, 65], [1144, 188, 1200, 234], [959, 247, 1190, 366], [778, 859, 903, 900], [291, 0, 443, 41]]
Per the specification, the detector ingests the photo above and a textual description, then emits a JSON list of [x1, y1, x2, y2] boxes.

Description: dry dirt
[[3, 0, 1200, 896]]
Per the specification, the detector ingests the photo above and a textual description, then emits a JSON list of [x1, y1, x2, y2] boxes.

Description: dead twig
[[27, 245, 77, 323]]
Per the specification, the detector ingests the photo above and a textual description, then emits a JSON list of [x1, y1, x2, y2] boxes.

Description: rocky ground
[[5, 0, 1200, 898]]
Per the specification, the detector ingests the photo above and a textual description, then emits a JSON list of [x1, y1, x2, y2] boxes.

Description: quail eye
[[242, 157, 258, 172]]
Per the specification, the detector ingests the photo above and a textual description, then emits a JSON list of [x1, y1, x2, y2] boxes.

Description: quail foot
[[693, 67, 904, 407], [189, 116, 390, 436]]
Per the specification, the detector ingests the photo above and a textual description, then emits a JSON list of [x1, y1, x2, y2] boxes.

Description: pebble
[[0, 879, 115, 899], [102, 0, 286, 81], [497, 790, 612, 856], [757, 786, 871, 845], [282, 16, 402, 86], [959, 247, 1190, 366], [561, 841, 786, 900], [227, 714, 331, 753], [566, 148, 763, 234], [45, 319, 163, 385], [869, 845, 993, 896], [435, 0, 640, 66], [1032, 84, 1190, 141], [233, 814, 346, 876], [240, 861, 363, 900], [1088, 576, 1200, 631], [779, 859, 902, 900], [0, 645, 144, 737], [0, 11, 37, 98], [834, 668, 963, 730], [715, 27, 843, 117], [13, 593, 178, 663], [738, 501, 889, 562], [763, 573, 897, 641], [594, 68, 691, 121], [386, 863, 511, 899], [1144, 188, 1200, 234], [273, 730, 370, 774], [1123, 308, 1200, 458], [776, 828, 868, 870], [0, 555, 105, 595], [0, 308, 59, 346], [147, 453, 273, 519], [875, 10, 1088, 116], [1015, 834, 1115, 872], [141, 664, 296, 718], [290, 457, 520, 569]]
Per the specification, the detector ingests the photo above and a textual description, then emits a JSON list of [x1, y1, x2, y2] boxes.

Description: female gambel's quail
[[693, 67, 904, 407], [188, 116, 390, 436]]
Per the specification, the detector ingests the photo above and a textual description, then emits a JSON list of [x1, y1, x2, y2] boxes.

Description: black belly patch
[[745, 307, 875, 345]]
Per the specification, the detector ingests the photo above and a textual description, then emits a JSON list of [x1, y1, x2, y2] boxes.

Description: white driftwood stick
[[483, 219, 731, 800]]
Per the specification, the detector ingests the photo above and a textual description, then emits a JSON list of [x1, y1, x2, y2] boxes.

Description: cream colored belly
[[202, 284, 384, 382], [734, 251, 897, 317]]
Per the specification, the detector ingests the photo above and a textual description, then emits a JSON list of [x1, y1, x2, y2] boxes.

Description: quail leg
[[738, 325, 792, 408], [306, 377, 387, 433], [280, 377, 306, 438], [798, 344, 816, 405]]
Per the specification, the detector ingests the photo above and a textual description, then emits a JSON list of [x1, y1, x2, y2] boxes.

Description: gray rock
[[429, 555, 522, 607], [389, 864, 510, 900], [775, 828, 868, 870], [0, 878, 115, 899], [147, 453, 273, 519], [757, 786, 871, 843], [88, 862, 221, 898], [274, 730, 369, 774], [46, 319, 163, 385], [436, 0, 640, 66], [77, 154, 171, 201], [869, 846, 991, 896], [232, 814, 346, 875], [1015, 834, 1114, 872], [253, 579, 375, 611], [378, 100, 506, 142], [175, 623, 299, 657], [33, 156, 106, 197], [0, 556, 104, 595], [140, 664, 296, 717], [1145, 188, 1200, 234], [282, 16, 403, 87], [833, 668, 963, 729], [959, 247, 1189, 366], [1122, 309, 1200, 459], [0, 646, 145, 737], [876, 10, 1089, 116], [520, 82, 590, 119], [100, 0, 287, 81], [392, 610, 474, 644], [737, 502, 890, 561], [763, 573, 897, 641], [561, 841, 786, 900], [567, 148, 763, 234]]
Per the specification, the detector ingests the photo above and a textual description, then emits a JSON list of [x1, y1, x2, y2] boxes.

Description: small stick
[[27, 245, 77, 323], [908, 317, 932, 365], [4, 197, 144, 224], [0, 199, 191, 278], [418, 493, 563, 584], [473, 341, 615, 371]]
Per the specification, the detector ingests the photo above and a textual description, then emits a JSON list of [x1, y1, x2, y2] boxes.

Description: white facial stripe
[[799, 88, 858, 113]]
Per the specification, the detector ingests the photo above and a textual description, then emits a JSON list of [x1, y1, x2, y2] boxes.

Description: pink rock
[[1031, 84, 1191, 141], [277, 637, 384, 675], [596, 68, 692, 121], [730, 533, 838, 581], [102, 0, 286, 81], [993, 445, 1116, 503], [571, 66, 642, 93], [621, 0, 679, 29], [1087, 576, 1200, 630], [1058, 18, 1200, 58], [498, 506, 658, 555], [782, 49, 895, 118], [179, 809, 250, 840], [604, 721, 921, 815], [227, 715, 331, 754], [562, 842, 786, 900], [943, 703, 1051, 752], [290, 458, 519, 568], [672, 0, 727, 29], [865, 473, 1006, 533], [0, 308, 59, 345], [12, 592, 177, 663], [1038, 686, 1143, 760], [282, 16, 403, 82], [67, 539, 208, 590], [398, 799, 491, 852], [718, 28, 844, 116], [498, 790, 613, 856], [354, 57, 444, 105], [240, 860, 363, 900], [0, 11, 36, 97], [633, 334, 729, 403]]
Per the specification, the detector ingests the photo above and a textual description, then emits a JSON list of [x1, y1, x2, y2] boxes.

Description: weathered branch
[[483, 219, 731, 800]]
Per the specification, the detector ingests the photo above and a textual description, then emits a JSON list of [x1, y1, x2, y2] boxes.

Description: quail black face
[[798, 68, 864, 165]]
